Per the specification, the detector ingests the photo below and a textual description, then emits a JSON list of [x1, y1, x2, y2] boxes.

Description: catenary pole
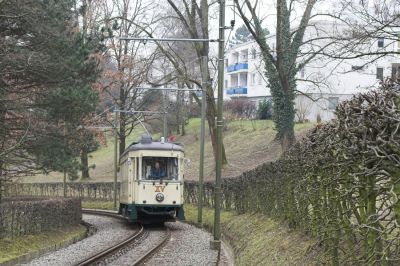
[[211, 0, 225, 251], [113, 111, 118, 210], [198, 56, 207, 225], [63, 123, 67, 197]]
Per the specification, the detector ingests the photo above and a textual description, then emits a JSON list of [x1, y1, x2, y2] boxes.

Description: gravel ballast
[[144, 222, 219, 266], [23, 215, 219, 266], [107, 227, 166, 265], [23, 214, 137, 266]]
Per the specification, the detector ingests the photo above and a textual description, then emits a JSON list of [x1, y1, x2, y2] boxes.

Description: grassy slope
[[0, 225, 86, 264], [23, 119, 313, 182], [185, 204, 325, 265], [181, 119, 314, 180]]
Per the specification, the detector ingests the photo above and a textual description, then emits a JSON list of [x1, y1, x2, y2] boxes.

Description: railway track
[[77, 209, 170, 266]]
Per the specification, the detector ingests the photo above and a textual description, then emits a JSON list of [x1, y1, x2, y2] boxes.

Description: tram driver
[[149, 161, 166, 179]]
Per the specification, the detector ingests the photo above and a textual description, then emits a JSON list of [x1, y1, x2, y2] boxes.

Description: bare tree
[[98, 0, 159, 155], [144, 0, 228, 164], [233, 0, 319, 150]]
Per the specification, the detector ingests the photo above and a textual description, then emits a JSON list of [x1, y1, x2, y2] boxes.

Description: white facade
[[223, 21, 400, 122]]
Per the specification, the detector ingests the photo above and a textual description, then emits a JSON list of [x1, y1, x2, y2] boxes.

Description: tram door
[[128, 157, 135, 202]]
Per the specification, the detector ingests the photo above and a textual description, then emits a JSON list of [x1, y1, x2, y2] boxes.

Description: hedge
[[185, 83, 400, 264], [4, 182, 120, 201], [0, 197, 81, 239]]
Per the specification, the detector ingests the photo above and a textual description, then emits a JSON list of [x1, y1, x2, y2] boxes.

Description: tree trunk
[[80, 148, 90, 179], [181, 118, 185, 136], [119, 89, 126, 155], [119, 123, 125, 156], [205, 93, 227, 165], [176, 91, 181, 134]]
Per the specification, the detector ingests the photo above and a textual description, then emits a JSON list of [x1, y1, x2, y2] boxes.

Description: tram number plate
[[155, 185, 165, 192]]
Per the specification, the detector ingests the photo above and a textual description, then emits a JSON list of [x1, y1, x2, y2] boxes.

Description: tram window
[[142, 157, 179, 180]]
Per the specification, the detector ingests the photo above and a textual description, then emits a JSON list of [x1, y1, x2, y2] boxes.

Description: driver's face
[[155, 162, 160, 169]]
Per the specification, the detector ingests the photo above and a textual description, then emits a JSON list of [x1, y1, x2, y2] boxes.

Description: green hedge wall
[[5, 182, 120, 200], [0, 197, 81, 239]]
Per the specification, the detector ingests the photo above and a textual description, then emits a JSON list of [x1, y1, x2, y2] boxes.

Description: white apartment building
[[223, 21, 400, 122]]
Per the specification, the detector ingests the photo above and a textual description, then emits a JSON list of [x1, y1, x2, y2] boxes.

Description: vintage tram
[[118, 133, 185, 223]]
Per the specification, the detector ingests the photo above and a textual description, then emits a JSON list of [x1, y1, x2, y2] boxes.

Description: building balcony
[[226, 87, 248, 95], [227, 63, 248, 73]]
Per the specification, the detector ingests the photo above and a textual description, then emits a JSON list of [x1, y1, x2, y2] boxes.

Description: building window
[[225, 80, 228, 88], [352, 66, 363, 71], [300, 68, 305, 78], [258, 73, 262, 85], [328, 97, 339, 110], [397, 34, 400, 52], [377, 37, 384, 48], [377, 67, 384, 80], [251, 73, 256, 85], [392, 65, 400, 80], [251, 48, 256, 59]]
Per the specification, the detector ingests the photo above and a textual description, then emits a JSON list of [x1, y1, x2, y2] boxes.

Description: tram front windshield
[[142, 157, 179, 180]]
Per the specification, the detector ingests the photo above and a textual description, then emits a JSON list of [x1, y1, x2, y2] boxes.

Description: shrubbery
[[224, 99, 256, 119], [257, 99, 273, 120], [0, 198, 81, 238]]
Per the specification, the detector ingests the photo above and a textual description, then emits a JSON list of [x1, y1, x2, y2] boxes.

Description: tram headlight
[[155, 193, 164, 202]]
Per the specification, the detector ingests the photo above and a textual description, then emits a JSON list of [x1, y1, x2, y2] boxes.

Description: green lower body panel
[[120, 203, 185, 223], [119, 203, 138, 221]]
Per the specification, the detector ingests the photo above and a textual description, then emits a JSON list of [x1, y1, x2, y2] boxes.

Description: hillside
[[22, 119, 314, 182]]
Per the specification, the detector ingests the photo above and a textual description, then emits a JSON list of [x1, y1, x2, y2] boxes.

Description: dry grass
[[184, 204, 325, 265], [81, 200, 116, 210], [0, 225, 86, 264], [181, 119, 314, 181]]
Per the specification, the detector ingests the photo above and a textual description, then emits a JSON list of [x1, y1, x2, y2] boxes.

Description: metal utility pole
[[113, 111, 119, 210], [163, 86, 168, 138], [211, 0, 225, 251], [198, 56, 207, 226], [63, 123, 67, 197]]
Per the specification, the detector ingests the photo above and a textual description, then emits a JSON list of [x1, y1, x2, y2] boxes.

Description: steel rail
[[132, 227, 171, 266], [76, 209, 144, 266]]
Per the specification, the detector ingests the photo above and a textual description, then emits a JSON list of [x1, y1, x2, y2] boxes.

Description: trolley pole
[[113, 111, 119, 210], [198, 56, 208, 226], [211, 0, 225, 251]]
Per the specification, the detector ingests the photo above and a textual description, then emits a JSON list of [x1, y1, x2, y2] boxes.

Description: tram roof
[[121, 141, 184, 157]]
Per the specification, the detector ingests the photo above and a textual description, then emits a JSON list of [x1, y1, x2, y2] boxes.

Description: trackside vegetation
[[185, 82, 400, 264], [0, 225, 86, 265], [184, 204, 325, 265]]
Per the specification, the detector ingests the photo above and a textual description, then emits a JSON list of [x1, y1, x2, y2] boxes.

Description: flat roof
[[121, 141, 184, 157]]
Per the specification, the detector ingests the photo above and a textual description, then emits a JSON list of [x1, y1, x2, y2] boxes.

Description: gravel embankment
[[23, 214, 137, 266], [144, 222, 219, 266]]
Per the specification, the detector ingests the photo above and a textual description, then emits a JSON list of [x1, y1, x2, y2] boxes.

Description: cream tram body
[[118, 135, 185, 223]]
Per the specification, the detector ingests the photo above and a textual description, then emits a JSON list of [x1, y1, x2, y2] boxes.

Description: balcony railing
[[227, 63, 248, 72], [226, 87, 248, 95]]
